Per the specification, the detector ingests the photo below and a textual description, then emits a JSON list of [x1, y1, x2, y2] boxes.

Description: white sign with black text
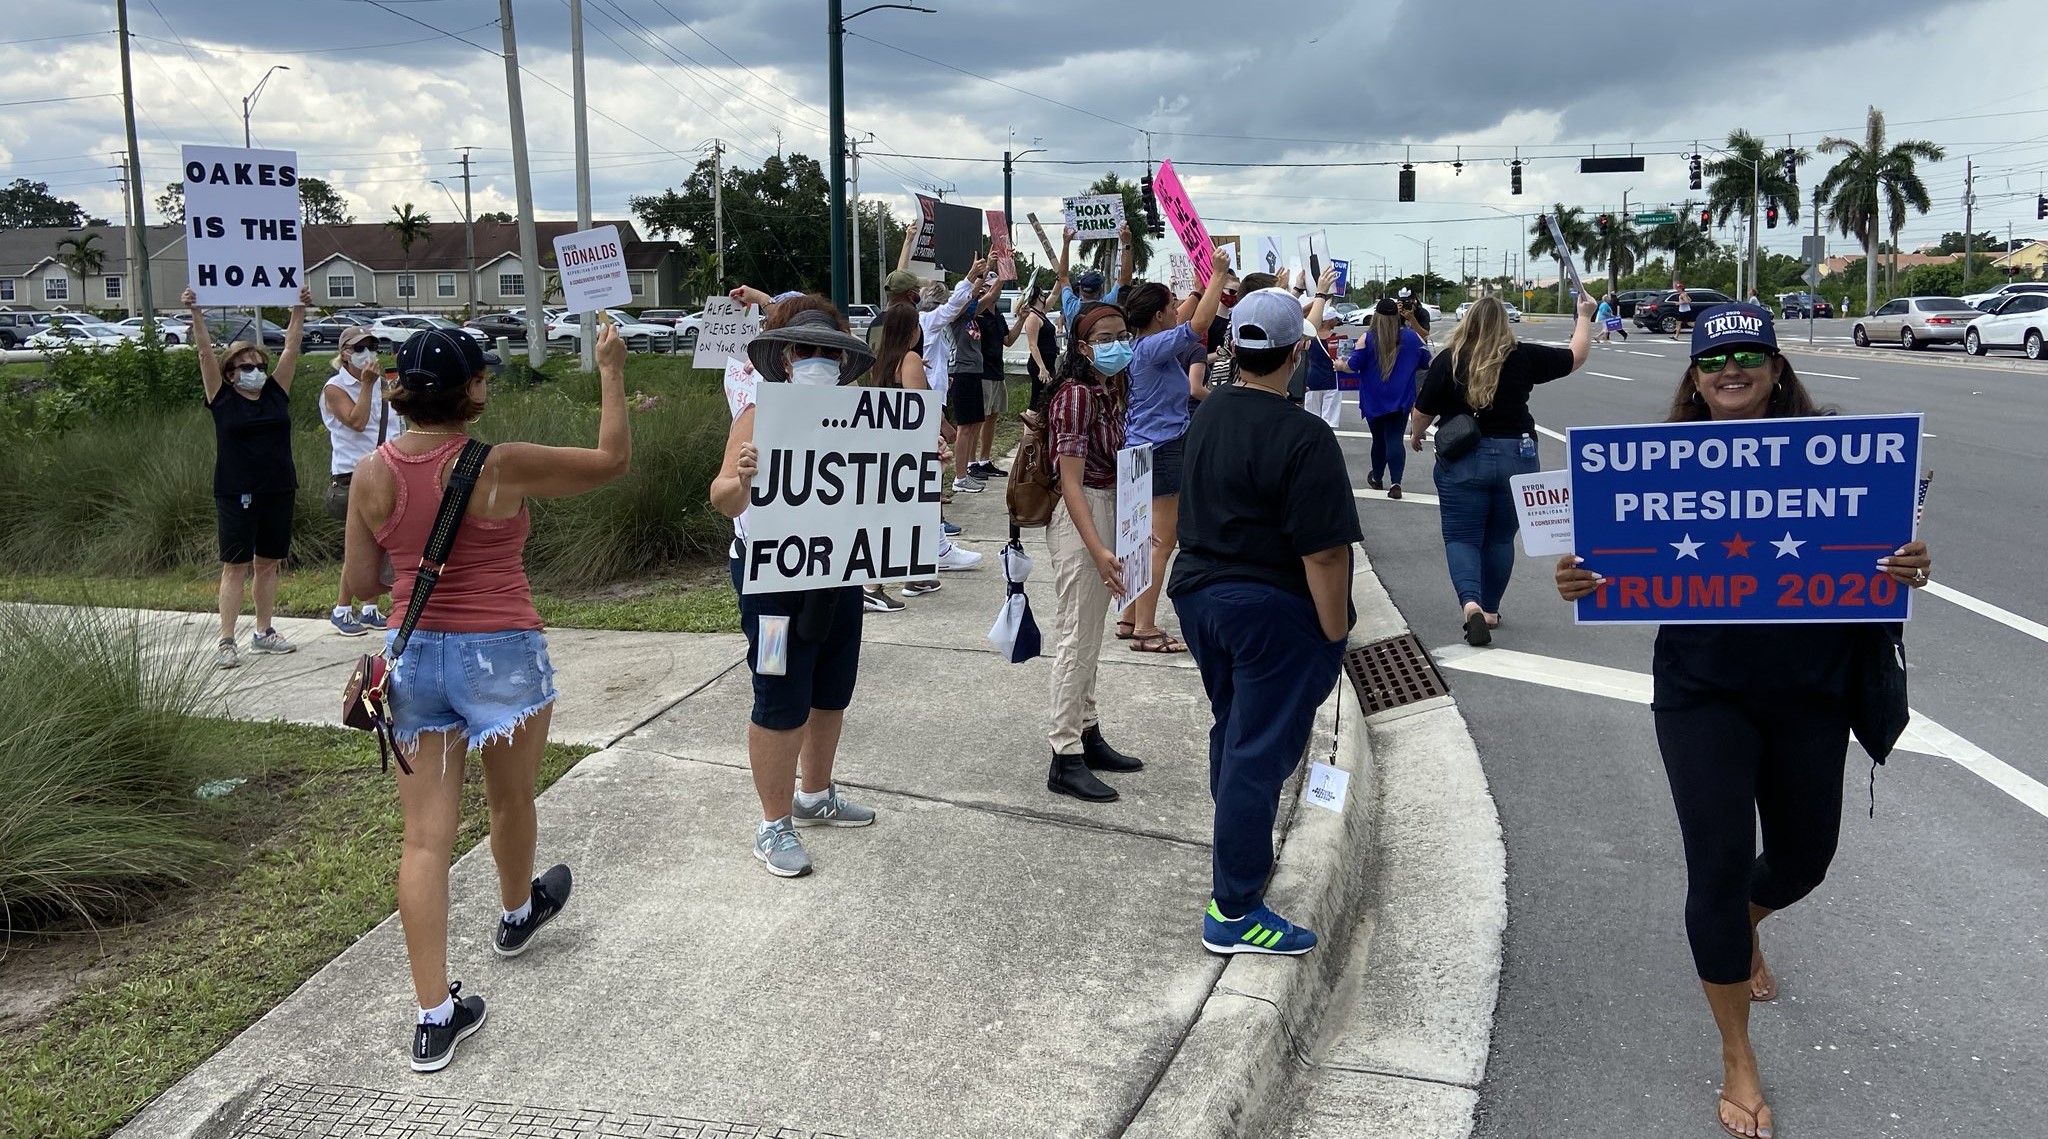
[[693, 296, 762, 369], [181, 144, 304, 306], [1116, 444, 1154, 600], [741, 383, 946, 594], [1510, 468, 1574, 556], [1063, 194, 1125, 240], [551, 224, 632, 314]]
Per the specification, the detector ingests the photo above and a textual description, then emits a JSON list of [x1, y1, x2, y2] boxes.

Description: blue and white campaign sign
[[1569, 413, 1922, 624], [1329, 258, 1351, 298]]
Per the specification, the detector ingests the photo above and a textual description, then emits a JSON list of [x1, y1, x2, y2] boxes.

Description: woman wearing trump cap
[[1555, 302, 1933, 1139]]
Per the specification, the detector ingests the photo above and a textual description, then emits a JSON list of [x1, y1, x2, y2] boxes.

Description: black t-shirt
[[1652, 624, 1858, 708], [976, 306, 1009, 380], [1415, 342, 1573, 438], [1027, 310, 1058, 380], [209, 378, 297, 496], [1168, 384, 1363, 625]]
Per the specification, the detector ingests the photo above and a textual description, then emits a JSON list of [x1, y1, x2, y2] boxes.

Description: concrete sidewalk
[[112, 467, 1383, 1139]]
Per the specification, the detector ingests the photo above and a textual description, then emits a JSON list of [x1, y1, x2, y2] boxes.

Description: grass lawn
[[0, 719, 593, 1139]]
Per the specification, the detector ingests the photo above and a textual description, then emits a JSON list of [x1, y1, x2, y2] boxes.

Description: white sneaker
[[936, 544, 983, 571]]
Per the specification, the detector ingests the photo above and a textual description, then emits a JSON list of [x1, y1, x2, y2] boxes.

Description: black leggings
[[1653, 694, 1850, 985]]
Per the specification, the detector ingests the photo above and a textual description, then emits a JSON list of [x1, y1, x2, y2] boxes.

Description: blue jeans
[[1432, 436, 1538, 613], [1365, 413, 1407, 485], [1176, 580, 1346, 915]]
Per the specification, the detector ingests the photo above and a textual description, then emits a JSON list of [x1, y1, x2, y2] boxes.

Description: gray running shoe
[[752, 817, 813, 877], [791, 783, 876, 828], [215, 638, 240, 670], [250, 628, 297, 655]]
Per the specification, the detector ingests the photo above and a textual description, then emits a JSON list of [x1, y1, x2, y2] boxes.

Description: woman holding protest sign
[[866, 299, 968, 605], [1042, 300, 1147, 803], [187, 284, 311, 670], [1554, 303, 1933, 1139], [1411, 292, 1595, 646], [341, 323, 630, 1072], [710, 297, 889, 879], [1350, 298, 1429, 498]]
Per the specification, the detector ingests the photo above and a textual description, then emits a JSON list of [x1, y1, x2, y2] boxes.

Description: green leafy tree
[[385, 203, 432, 299], [156, 182, 184, 224], [629, 151, 835, 295], [1647, 200, 1720, 278], [0, 178, 90, 230], [54, 231, 106, 295], [1815, 106, 1944, 314], [1935, 231, 2000, 255], [1075, 173, 1152, 277], [477, 210, 514, 224], [300, 177, 354, 225], [1528, 204, 1593, 305], [1583, 217, 1648, 296], [1706, 130, 1807, 291]]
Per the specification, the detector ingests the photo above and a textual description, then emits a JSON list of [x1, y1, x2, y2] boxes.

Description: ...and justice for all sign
[[1569, 414, 1923, 624], [182, 145, 305, 305], [741, 383, 946, 594]]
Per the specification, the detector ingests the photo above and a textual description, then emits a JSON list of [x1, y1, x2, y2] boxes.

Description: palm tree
[[1816, 106, 1944, 314], [54, 230, 106, 291], [1528, 205, 1593, 307], [1075, 173, 1152, 277], [385, 203, 432, 304], [1583, 217, 1648, 296], [1706, 130, 1806, 294], [1648, 199, 1719, 278]]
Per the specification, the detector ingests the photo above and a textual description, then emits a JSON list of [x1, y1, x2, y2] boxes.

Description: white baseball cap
[[1229, 288, 1306, 350]]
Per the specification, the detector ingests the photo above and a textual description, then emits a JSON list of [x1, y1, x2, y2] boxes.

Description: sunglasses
[[1694, 349, 1774, 373]]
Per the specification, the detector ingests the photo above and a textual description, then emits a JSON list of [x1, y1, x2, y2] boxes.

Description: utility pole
[[459, 148, 477, 320], [849, 134, 864, 307], [500, 0, 545, 368], [570, 0, 594, 371], [711, 138, 725, 290], [1962, 158, 1975, 292], [115, 0, 154, 325], [113, 157, 139, 318], [826, 0, 848, 311]]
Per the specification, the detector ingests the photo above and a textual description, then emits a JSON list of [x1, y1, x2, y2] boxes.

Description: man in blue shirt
[[1056, 222, 1136, 326]]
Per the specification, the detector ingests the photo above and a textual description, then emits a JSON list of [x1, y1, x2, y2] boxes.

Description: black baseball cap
[[395, 327, 487, 390]]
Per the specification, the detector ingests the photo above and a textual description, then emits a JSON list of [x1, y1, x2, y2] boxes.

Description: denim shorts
[[386, 629, 557, 750]]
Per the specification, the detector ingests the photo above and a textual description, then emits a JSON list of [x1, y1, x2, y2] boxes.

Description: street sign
[[1804, 266, 1821, 288], [1633, 212, 1677, 225], [1802, 235, 1826, 265]]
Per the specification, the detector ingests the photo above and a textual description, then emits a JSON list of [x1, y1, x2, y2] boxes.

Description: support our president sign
[[740, 383, 946, 595], [182, 145, 304, 305], [1569, 414, 1922, 624]]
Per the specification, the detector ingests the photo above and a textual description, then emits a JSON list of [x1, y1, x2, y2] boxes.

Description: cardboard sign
[[1544, 213, 1587, 298], [1116, 444, 1154, 600], [1254, 236, 1285, 277], [911, 193, 939, 266], [1168, 251, 1196, 296], [1298, 230, 1333, 284], [1510, 469, 1573, 556], [741, 383, 946, 594], [984, 208, 1016, 282], [1152, 160, 1217, 289], [692, 297, 761, 369], [1062, 194, 1124, 240], [1214, 241, 1241, 273], [1304, 762, 1351, 813], [181, 144, 305, 305], [551, 224, 631, 315], [723, 358, 757, 420], [1569, 414, 1923, 624]]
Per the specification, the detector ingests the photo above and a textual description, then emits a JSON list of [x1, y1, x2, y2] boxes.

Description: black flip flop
[[1463, 611, 1492, 647]]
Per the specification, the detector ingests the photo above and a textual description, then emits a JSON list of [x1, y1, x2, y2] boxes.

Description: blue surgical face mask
[[790, 357, 842, 386], [1089, 341, 1134, 375]]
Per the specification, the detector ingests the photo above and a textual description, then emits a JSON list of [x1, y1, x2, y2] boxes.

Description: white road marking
[[1797, 369, 1860, 380], [1926, 581, 2048, 647], [1626, 350, 1667, 358], [1335, 430, 1372, 438], [1354, 488, 1439, 506], [1430, 644, 2048, 821], [1586, 371, 1636, 382]]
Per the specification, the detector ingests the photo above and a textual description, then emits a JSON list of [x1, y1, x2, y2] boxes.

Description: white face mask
[[789, 357, 841, 386], [232, 366, 266, 392], [350, 349, 376, 371]]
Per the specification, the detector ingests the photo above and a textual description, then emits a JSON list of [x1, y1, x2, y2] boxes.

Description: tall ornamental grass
[[0, 606, 226, 930]]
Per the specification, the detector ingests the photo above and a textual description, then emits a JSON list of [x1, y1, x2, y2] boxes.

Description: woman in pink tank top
[[340, 325, 630, 1073]]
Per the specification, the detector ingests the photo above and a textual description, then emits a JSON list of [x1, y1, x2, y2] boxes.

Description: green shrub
[[0, 606, 228, 928]]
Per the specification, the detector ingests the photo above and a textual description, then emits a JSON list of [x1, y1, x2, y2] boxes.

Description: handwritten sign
[[1152, 160, 1217, 289], [551, 224, 631, 315], [1510, 469, 1573, 556], [723, 357, 757, 420], [1062, 194, 1124, 240], [692, 296, 761, 369], [1115, 444, 1153, 600], [742, 383, 946, 594], [1168, 251, 1196, 296], [1569, 414, 1923, 624], [181, 144, 304, 305]]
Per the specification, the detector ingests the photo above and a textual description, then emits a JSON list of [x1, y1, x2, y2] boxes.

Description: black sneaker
[[492, 863, 572, 958], [411, 982, 486, 1072], [976, 461, 1009, 478]]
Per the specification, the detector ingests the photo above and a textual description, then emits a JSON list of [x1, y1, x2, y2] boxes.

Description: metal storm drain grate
[[1343, 633, 1450, 716]]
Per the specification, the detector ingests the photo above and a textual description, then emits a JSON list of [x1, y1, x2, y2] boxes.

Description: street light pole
[[827, 2, 932, 313], [241, 65, 289, 148]]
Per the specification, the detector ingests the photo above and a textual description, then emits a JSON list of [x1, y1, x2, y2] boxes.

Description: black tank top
[[1028, 312, 1058, 379]]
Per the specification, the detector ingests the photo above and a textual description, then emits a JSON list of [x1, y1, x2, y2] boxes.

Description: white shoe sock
[[419, 995, 454, 1025], [502, 898, 533, 924], [332, 606, 350, 620], [795, 786, 831, 808]]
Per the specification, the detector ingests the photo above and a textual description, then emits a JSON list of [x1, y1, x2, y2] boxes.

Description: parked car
[[464, 311, 534, 344], [1853, 297, 1977, 349], [0, 310, 50, 349], [1778, 293, 1834, 320], [41, 312, 115, 332], [301, 316, 359, 347], [635, 309, 691, 327], [630, 307, 702, 348], [1960, 280, 2048, 311], [1963, 292, 2048, 359], [109, 315, 191, 344], [1634, 288, 1735, 333], [204, 315, 304, 350], [26, 324, 129, 352], [368, 314, 489, 349], [845, 303, 879, 332], [1502, 302, 1522, 323], [1613, 289, 1662, 318], [547, 308, 676, 352]]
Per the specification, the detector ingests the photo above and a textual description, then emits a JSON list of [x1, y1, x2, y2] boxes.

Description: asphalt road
[[1329, 322, 2047, 1138]]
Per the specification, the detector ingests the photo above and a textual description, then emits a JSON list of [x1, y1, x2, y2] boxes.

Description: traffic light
[[1688, 153, 1702, 191], [1398, 163, 1415, 202], [1510, 160, 1523, 196], [2038, 194, 2047, 221], [1699, 208, 1712, 233], [1766, 202, 1779, 229], [1597, 213, 1612, 236], [1140, 172, 1163, 238], [1780, 148, 1798, 186]]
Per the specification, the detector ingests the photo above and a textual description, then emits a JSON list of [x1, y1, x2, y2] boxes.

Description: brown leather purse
[[341, 439, 493, 774]]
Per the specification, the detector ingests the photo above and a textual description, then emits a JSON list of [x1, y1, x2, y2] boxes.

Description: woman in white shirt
[[321, 325, 399, 636]]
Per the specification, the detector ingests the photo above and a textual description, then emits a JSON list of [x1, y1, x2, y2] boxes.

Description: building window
[[629, 272, 647, 297], [43, 277, 69, 302], [104, 275, 123, 300], [328, 273, 356, 299], [0, 279, 14, 302], [437, 272, 457, 298], [397, 273, 416, 299], [499, 272, 524, 297]]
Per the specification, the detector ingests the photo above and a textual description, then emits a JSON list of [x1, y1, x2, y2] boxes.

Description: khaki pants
[[1047, 484, 1117, 754]]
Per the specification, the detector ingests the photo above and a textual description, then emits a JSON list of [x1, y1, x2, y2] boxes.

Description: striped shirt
[[1048, 373, 1126, 490]]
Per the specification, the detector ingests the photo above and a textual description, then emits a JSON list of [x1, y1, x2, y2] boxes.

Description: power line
[[0, 93, 119, 107], [0, 30, 111, 46], [140, 0, 245, 124], [130, 22, 500, 55]]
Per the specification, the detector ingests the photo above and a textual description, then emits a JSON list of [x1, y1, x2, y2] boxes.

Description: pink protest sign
[[1152, 160, 1216, 288], [984, 208, 1016, 282]]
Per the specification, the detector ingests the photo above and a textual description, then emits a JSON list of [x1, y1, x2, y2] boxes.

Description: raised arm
[[1190, 247, 1232, 336], [1569, 290, 1597, 368], [896, 227, 915, 273], [489, 324, 631, 499], [1056, 225, 1073, 293], [1304, 264, 1338, 328], [185, 287, 223, 402], [272, 286, 312, 392], [728, 285, 777, 310], [929, 257, 987, 326], [1116, 224, 1135, 288]]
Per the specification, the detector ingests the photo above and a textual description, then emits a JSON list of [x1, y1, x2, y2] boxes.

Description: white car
[[26, 324, 129, 352], [110, 315, 191, 344], [548, 309, 677, 352], [1960, 280, 2048, 312], [1450, 301, 1516, 322], [368, 314, 489, 350], [1963, 292, 2048, 359], [846, 304, 878, 332]]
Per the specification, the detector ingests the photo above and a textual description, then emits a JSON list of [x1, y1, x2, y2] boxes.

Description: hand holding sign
[[1554, 554, 1603, 602]]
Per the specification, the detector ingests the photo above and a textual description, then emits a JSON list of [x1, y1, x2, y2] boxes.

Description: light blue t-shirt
[[1126, 322, 1205, 447], [1061, 283, 1122, 327]]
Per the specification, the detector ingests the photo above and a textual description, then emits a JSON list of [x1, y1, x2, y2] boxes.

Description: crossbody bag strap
[[389, 438, 493, 660]]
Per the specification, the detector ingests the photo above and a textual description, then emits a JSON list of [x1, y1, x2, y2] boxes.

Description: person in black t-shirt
[[1410, 293, 1594, 646], [1554, 304, 1934, 1139], [1168, 288, 1362, 960], [186, 285, 312, 670]]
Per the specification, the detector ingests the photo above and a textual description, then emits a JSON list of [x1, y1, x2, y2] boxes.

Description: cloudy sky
[[7, 0, 2045, 284]]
